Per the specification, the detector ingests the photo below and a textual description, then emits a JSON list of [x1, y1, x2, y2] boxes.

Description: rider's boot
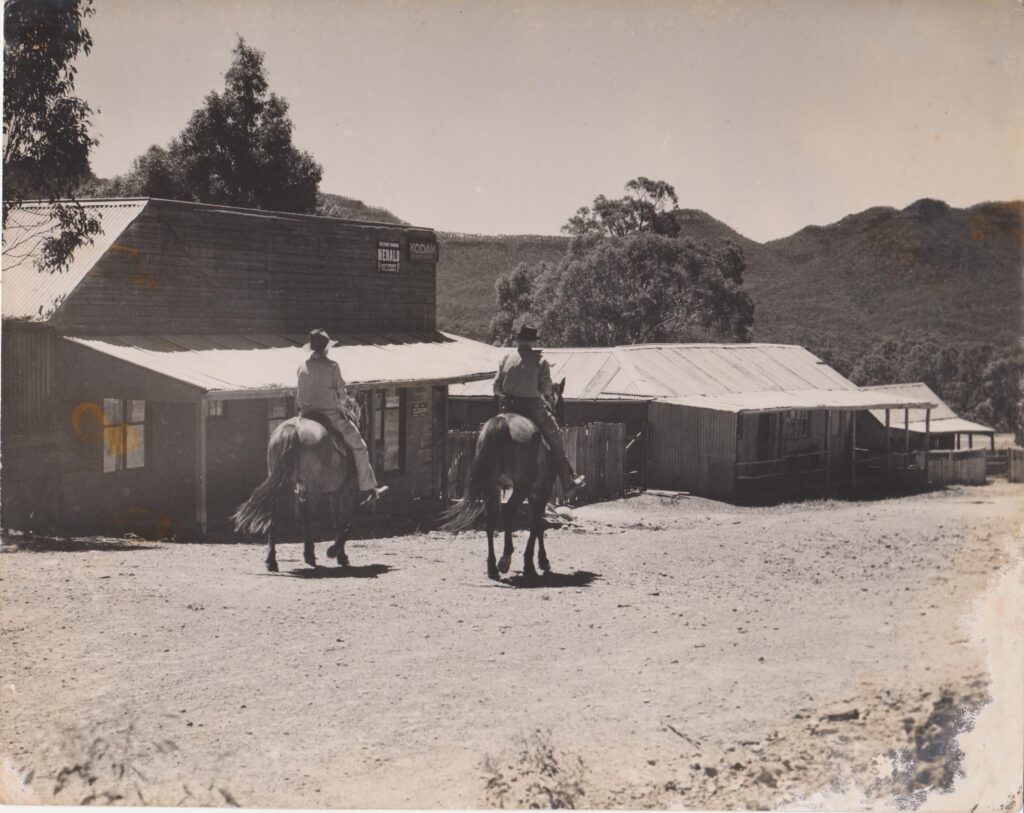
[[558, 458, 586, 495]]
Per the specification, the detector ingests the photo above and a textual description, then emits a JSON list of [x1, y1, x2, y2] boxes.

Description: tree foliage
[[827, 334, 1022, 435], [94, 38, 322, 213], [3, 0, 101, 272], [563, 177, 681, 238], [490, 178, 753, 347]]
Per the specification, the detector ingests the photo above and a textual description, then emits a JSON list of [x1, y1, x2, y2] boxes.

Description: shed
[[450, 343, 937, 501], [2, 199, 498, 537], [860, 382, 996, 451]]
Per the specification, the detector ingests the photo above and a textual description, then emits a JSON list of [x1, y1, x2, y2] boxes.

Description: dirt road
[[1, 482, 1021, 809]]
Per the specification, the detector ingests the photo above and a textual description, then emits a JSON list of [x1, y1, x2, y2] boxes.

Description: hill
[[432, 200, 1022, 351], [317, 192, 406, 225], [759, 199, 1023, 353], [435, 233, 570, 340]]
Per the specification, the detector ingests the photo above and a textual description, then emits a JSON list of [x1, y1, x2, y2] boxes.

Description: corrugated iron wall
[[646, 402, 736, 499], [1, 325, 54, 433]]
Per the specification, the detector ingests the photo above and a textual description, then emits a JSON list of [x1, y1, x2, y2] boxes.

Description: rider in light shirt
[[297, 329, 388, 504]]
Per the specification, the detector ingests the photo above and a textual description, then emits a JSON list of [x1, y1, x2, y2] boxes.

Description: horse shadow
[[283, 563, 393, 579], [502, 570, 601, 589]]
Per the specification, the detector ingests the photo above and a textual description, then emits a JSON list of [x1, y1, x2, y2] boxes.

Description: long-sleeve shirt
[[297, 352, 348, 413], [493, 347, 553, 399]]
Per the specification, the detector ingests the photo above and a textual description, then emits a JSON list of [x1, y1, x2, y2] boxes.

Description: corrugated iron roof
[[660, 388, 936, 414], [862, 382, 995, 434], [64, 331, 499, 396], [450, 343, 856, 401], [2, 199, 149, 320]]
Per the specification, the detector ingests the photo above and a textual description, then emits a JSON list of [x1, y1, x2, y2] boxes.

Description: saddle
[[296, 412, 347, 456], [497, 399, 545, 445]]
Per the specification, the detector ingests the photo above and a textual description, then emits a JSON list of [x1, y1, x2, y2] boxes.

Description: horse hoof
[[337, 556, 350, 568], [304, 556, 317, 568], [487, 565, 500, 581], [523, 567, 538, 580], [326, 544, 337, 558], [266, 560, 279, 573], [497, 556, 511, 574]]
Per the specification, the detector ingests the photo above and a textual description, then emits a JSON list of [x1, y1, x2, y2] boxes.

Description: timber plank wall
[[49, 200, 437, 335]]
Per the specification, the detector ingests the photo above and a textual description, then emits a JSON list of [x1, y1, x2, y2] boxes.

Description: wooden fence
[[447, 422, 626, 504], [984, 449, 1024, 481], [917, 449, 987, 486]]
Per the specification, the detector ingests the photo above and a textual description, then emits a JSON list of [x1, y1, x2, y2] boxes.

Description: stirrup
[[564, 474, 586, 493]]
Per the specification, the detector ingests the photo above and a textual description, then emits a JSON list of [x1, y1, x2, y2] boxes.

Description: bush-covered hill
[[435, 233, 570, 340], [760, 199, 1022, 354], [317, 192, 406, 225], [433, 199, 1022, 350]]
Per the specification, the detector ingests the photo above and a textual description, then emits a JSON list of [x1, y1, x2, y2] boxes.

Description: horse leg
[[486, 491, 500, 580], [498, 486, 526, 575], [325, 492, 350, 567], [528, 491, 550, 576], [301, 498, 317, 568], [265, 517, 279, 573]]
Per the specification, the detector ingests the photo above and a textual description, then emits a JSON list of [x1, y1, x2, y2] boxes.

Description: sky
[[75, 0, 1024, 242]]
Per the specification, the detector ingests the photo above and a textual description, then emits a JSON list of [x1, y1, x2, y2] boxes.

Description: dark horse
[[443, 380, 567, 580], [232, 416, 357, 572]]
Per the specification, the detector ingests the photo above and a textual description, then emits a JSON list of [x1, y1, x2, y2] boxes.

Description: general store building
[[2, 199, 496, 537]]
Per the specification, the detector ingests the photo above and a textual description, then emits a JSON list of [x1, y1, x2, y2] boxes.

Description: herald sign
[[377, 241, 400, 274]]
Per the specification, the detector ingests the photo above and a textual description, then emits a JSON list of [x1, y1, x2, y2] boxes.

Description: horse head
[[546, 377, 567, 422]]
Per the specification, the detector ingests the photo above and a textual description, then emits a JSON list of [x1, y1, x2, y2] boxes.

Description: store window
[[103, 398, 146, 472], [375, 388, 405, 473], [783, 409, 810, 439]]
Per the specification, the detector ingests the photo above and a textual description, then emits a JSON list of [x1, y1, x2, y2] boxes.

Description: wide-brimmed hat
[[309, 328, 331, 349], [516, 324, 539, 342]]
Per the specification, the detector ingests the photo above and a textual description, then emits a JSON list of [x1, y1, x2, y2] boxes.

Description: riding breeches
[[300, 408, 378, 491]]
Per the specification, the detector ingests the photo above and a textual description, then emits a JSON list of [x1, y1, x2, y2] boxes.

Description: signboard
[[411, 400, 428, 417], [377, 241, 400, 274], [408, 239, 439, 263]]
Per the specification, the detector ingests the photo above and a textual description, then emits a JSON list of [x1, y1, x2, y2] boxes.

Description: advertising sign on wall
[[377, 241, 400, 273]]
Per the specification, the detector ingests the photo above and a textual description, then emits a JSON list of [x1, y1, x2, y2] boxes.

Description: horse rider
[[297, 329, 388, 505], [493, 324, 586, 495]]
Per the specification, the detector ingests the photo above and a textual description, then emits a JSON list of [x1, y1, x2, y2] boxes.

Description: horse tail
[[232, 421, 299, 536], [441, 419, 507, 532]]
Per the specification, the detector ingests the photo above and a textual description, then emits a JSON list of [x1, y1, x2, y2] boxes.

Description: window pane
[[103, 426, 123, 472], [383, 389, 401, 471], [103, 398, 122, 426], [126, 425, 145, 469], [268, 397, 287, 419], [128, 400, 146, 423], [206, 399, 224, 417]]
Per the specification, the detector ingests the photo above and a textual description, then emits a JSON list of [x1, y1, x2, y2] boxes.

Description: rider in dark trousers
[[493, 325, 586, 495]]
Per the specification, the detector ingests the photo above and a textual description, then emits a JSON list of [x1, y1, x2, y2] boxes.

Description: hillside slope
[[760, 199, 1023, 352], [433, 200, 1022, 350], [436, 233, 569, 340]]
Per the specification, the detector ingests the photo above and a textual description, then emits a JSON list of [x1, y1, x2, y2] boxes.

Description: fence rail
[[446, 422, 626, 504], [917, 449, 987, 486]]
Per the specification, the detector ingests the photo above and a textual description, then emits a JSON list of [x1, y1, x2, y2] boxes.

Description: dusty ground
[[1, 482, 1021, 810]]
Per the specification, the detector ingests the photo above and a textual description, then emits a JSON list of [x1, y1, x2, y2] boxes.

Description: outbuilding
[[859, 382, 996, 451], [2, 198, 497, 537], [450, 343, 935, 502]]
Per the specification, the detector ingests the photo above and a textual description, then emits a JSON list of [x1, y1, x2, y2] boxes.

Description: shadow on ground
[[282, 563, 393, 579], [502, 570, 601, 589], [1, 535, 159, 553]]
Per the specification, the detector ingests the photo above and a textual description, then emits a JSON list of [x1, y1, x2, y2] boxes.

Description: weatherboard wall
[[46, 200, 438, 336]]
